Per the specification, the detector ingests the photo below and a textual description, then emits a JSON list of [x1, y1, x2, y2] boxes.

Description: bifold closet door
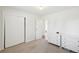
[[5, 16, 24, 48]]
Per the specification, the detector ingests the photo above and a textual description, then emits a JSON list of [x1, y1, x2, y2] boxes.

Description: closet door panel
[[17, 16, 24, 44], [5, 16, 24, 48]]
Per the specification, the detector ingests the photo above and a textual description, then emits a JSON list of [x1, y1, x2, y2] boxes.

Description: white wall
[[44, 7, 79, 37], [43, 7, 79, 52], [0, 7, 4, 50], [0, 7, 2, 50]]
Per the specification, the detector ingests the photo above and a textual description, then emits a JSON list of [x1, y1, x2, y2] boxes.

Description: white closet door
[[5, 16, 24, 48], [17, 16, 24, 44]]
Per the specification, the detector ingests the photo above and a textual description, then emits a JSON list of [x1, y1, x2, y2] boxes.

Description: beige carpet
[[0, 39, 71, 53]]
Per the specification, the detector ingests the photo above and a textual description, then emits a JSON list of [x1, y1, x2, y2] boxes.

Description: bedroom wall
[[43, 7, 79, 38]]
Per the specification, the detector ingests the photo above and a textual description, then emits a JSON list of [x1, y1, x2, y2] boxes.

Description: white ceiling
[[9, 6, 74, 16]]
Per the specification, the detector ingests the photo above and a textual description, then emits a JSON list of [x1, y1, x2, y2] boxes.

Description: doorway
[[44, 20, 48, 40]]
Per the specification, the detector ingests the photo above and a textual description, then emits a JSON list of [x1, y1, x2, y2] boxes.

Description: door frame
[[24, 16, 26, 43]]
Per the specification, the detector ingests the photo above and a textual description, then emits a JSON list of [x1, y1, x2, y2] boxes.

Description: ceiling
[[9, 6, 75, 16]]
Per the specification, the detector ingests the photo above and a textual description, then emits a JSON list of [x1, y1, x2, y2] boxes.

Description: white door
[[5, 16, 24, 48], [36, 20, 45, 39]]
